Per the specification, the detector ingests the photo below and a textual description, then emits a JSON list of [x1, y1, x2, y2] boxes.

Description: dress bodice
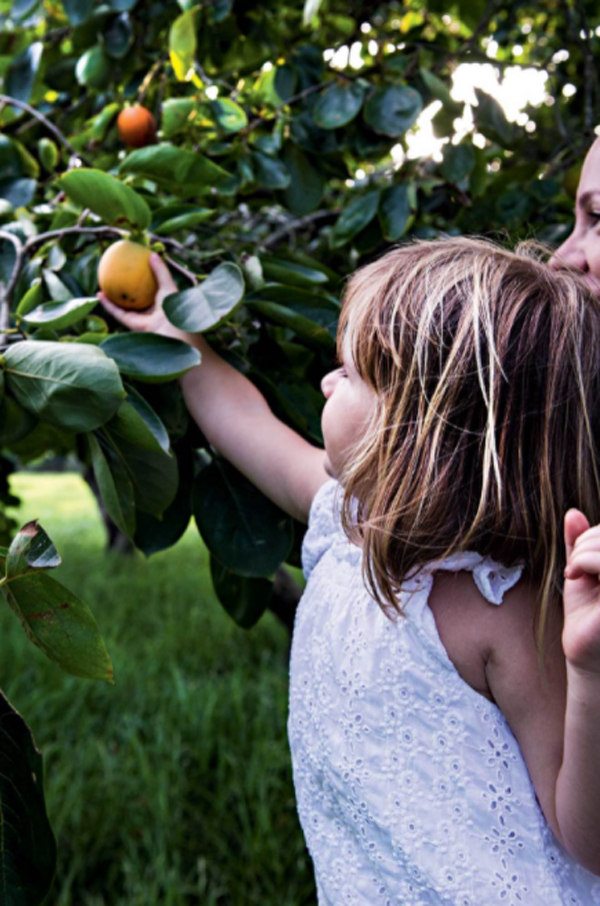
[[288, 479, 600, 905]]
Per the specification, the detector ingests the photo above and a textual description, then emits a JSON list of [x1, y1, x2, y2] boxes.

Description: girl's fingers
[[149, 253, 178, 293], [96, 292, 152, 330]]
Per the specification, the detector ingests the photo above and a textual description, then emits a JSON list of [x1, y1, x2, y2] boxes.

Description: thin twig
[[261, 210, 339, 249], [165, 254, 199, 284], [0, 94, 92, 167]]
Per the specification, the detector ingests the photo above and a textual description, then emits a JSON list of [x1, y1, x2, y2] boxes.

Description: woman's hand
[[97, 252, 190, 342], [562, 509, 600, 676]]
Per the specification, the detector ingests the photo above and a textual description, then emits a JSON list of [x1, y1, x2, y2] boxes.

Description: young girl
[[100, 236, 600, 905]]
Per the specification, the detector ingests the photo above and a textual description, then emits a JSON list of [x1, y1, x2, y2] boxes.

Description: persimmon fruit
[[117, 105, 157, 148], [97, 240, 158, 311]]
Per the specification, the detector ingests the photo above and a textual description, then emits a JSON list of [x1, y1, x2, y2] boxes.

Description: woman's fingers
[[565, 551, 600, 580], [564, 508, 590, 559]]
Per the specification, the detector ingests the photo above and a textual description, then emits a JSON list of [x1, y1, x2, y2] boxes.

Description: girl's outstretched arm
[[99, 253, 329, 523]]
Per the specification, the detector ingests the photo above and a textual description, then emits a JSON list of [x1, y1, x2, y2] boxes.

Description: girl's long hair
[[338, 236, 600, 661]]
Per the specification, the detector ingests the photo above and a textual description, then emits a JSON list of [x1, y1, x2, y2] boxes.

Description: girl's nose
[[321, 370, 338, 398], [549, 234, 588, 273]]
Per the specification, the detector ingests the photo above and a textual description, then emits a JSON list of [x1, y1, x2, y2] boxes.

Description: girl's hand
[[97, 252, 190, 342], [562, 509, 600, 676]]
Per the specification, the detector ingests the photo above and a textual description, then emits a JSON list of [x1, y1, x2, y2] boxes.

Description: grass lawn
[[5, 473, 316, 906]]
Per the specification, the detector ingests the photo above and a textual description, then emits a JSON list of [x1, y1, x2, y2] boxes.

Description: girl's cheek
[[587, 240, 600, 282]]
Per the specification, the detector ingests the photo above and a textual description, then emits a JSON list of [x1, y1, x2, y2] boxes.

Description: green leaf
[[16, 277, 44, 317], [120, 383, 170, 452], [3, 341, 125, 432], [363, 85, 423, 137], [313, 81, 366, 129], [2, 570, 114, 681], [161, 98, 196, 138], [150, 202, 214, 235], [259, 255, 329, 289], [192, 459, 293, 577], [245, 285, 339, 349], [90, 101, 121, 141], [42, 269, 71, 302], [331, 188, 381, 247], [210, 555, 272, 629], [5, 520, 61, 580], [280, 142, 324, 215], [209, 97, 248, 132], [119, 144, 231, 197], [5, 41, 43, 106], [99, 426, 178, 517], [133, 442, 194, 556], [88, 432, 136, 538], [440, 142, 476, 183], [379, 183, 411, 241], [251, 151, 290, 189], [62, 0, 95, 24], [419, 68, 462, 115], [75, 45, 113, 90], [22, 297, 98, 330], [163, 263, 245, 332], [103, 11, 134, 59], [169, 6, 200, 82], [100, 332, 201, 383], [58, 168, 152, 230], [0, 692, 56, 905], [473, 88, 515, 147], [0, 395, 38, 446]]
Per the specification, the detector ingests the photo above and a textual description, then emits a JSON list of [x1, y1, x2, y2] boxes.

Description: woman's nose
[[549, 234, 588, 273]]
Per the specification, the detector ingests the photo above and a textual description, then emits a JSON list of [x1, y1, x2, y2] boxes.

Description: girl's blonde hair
[[338, 235, 600, 660]]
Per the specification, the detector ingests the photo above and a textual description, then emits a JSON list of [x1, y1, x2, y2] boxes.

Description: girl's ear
[[564, 508, 590, 559]]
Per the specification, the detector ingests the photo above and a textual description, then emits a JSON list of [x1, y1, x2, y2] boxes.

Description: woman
[[549, 136, 600, 293]]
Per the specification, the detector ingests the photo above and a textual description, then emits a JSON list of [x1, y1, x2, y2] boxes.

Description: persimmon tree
[[1, 0, 599, 899]]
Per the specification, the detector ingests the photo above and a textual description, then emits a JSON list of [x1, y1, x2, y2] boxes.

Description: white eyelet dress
[[288, 479, 600, 906]]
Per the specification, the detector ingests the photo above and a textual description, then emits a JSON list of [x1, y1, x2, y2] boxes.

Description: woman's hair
[[338, 235, 600, 661]]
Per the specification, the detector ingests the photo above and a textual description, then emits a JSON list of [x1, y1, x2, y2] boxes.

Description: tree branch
[[0, 94, 92, 167]]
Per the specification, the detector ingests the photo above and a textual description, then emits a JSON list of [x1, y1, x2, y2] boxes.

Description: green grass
[[5, 473, 316, 906]]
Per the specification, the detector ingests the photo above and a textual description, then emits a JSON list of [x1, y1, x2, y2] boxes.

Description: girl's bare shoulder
[[429, 570, 567, 845]]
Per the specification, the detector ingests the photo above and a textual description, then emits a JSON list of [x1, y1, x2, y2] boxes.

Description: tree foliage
[[1, 0, 600, 898]]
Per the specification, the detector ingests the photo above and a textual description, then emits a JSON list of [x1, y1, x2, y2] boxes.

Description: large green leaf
[[379, 183, 411, 241], [163, 263, 245, 332], [119, 383, 170, 453], [0, 394, 38, 445], [22, 297, 98, 330], [259, 254, 329, 289], [169, 5, 200, 82], [245, 285, 339, 349], [331, 188, 381, 248], [106, 397, 168, 455], [99, 426, 178, 517], [251, 151, 290, 189], [280, 142, 325, 215], [440, 142, 476, 183], [119, 144, 231, 197], [473, 88, 515, 147], [58, 169, 152, 230], [5, 519, 61, 580], [313, 81, 366, 129], [88, 432, 136, 538], [100, 333, 201, 383], [150, 203, 214, 235], [363, 85, 423, 137], [133, 441, 194, 556], [210, 97, 248, 132], [1, 571, 114, 681], [4, 41, 42, 105], [75, 45, 113, 89], [210, 555, 273, 629], [192, 459, 293, 577], [2, 341, 125, 432], [62, 0, 95, 24], [0, 692, 56, 906]]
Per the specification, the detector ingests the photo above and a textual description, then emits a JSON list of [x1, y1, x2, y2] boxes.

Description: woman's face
[[549, 138, 600, 293]]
